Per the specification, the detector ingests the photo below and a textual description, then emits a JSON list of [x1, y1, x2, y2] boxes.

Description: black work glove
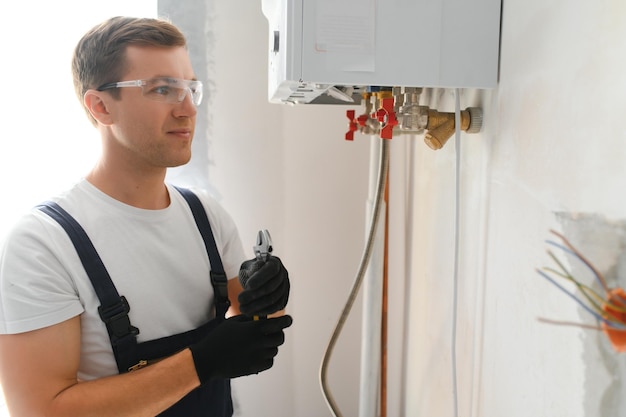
[[189, 314, 293, 383], [238, 256, 290, 316]]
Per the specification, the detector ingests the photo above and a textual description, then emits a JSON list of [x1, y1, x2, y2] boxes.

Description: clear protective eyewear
[[97, 77, 204, 107]]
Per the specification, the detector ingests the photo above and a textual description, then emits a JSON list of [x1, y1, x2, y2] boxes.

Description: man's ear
[[84, 90, 114, 125]]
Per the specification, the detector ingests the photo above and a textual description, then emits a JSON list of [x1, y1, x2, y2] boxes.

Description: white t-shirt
[[0, 180, 246, 380]]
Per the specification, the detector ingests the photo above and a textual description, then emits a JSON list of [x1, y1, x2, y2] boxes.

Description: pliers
[[253, 229, 273, 262]]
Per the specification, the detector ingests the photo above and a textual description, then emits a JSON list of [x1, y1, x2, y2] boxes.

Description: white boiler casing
[[261, 0, 502, 104]]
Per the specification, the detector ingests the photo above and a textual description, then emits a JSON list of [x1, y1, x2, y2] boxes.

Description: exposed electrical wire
[[537, 269, 626, 328], [538, 229, 626, 353], [545, 253, 605, 311], [542, 249, 617, 314], [544, 234, 608, 292], [538, 232, 626, 329], [320, 137, 390, 417], [537, 317, 606, 331]]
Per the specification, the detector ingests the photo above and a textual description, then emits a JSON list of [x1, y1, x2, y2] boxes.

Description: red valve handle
[[374, 97, 397, 140], [356, 113, 369, 127], [345, 110, 357, 141]]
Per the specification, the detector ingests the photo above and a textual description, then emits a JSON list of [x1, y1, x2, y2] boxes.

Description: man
[[0, 16, 291, 417]]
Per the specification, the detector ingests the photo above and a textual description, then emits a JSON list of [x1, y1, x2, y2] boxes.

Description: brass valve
[[344, 88, 483, 148], [424, 107, 483, 150]]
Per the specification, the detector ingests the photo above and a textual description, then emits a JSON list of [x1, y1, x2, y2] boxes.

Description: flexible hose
[[320, 136, 390, 417]]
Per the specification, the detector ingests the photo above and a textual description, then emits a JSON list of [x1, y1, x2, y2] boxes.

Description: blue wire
[[537, 269, 626, 329], [544, 239, 605, 290]]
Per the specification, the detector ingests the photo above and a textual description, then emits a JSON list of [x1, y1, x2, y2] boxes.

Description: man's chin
[[168, 151, 193, 168]]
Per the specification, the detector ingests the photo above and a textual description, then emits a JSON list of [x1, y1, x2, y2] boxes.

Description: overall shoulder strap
[[173, 186, 231, 319], [36, 202, 139, 349]]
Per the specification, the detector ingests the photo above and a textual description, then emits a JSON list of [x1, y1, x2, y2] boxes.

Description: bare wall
[[164, 0, 626, 416]]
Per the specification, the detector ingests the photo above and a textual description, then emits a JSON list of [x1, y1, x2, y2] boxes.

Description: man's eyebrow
[[153, 76, 199, 83], [150, 76, 178, 84]]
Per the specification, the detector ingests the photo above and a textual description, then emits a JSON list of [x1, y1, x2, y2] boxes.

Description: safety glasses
[[97, 77, 204, 107]]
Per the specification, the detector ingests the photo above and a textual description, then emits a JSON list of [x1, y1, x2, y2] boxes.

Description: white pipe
[[359, 139, 386, 417], [452, 88, 462, 417]]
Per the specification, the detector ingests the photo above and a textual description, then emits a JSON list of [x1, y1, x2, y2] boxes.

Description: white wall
[[207, 3, 369, 416], [477, 1, 626, 416], [404, 1, 626, 416], [205, 1, 626, 416]]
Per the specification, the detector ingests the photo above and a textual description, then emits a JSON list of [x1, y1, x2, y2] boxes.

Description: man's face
[[105, 45, 199, 171]]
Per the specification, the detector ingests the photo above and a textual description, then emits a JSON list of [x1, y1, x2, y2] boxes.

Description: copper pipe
[[381, 165, 390, 417]]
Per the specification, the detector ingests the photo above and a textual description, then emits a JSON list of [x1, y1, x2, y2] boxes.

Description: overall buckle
[[98, 296, 139, 344]]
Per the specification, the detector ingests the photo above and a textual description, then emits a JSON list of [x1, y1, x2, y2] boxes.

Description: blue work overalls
[[38, 187, 233, 417]]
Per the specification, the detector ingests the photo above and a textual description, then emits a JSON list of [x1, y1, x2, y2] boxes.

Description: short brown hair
[[71, 16, 187, 125]]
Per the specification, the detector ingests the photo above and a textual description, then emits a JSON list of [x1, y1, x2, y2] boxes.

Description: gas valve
[[373, 92, 398, 140], [343, 86, 483, 149], [345, 92, 381, 140], [345, 110, 358, 141]]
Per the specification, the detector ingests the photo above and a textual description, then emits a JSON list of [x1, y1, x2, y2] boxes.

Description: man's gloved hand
[[189, 314, 293, 383], [238, 256, 290, 316]]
